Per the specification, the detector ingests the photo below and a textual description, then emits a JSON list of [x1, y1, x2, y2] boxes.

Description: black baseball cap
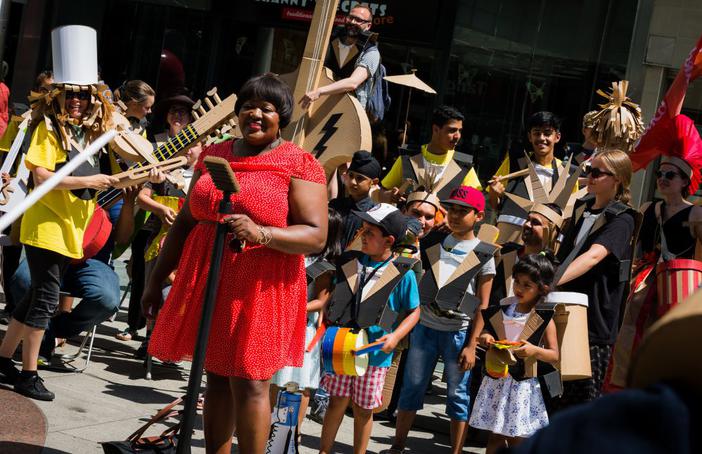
[[353, 203, 409, 241]]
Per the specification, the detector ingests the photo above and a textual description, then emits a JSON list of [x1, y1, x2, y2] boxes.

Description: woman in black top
[[555, 149, 637, 407]]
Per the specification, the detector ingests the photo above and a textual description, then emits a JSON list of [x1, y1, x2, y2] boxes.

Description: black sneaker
[[0, 363, 19, 385], [14, 374, 55, 401]]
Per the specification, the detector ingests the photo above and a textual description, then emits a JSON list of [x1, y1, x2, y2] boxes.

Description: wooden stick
[[488, 168, 530, 185]]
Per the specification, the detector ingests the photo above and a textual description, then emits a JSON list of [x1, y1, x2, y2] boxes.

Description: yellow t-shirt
[[0, 118, 21, 153], [490, 155, 579, 193], [381, 145, 482, 191], [20, 121, 96, 259]]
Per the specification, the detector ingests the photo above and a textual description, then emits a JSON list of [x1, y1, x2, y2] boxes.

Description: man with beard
[[299, 3, 379, 111], [378, 106, 482, 205], [489, 112, 579, 245], [490, 204, 563, 306]]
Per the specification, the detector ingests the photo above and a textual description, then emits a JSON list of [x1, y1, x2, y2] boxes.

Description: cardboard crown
[[502, 153, 584, 229]]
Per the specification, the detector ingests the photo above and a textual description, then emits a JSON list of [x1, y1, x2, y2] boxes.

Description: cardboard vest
[[482, 302, 562, 397], [556, 196, 643, 287], [399, 148, 474, 200], [419, 233, 498, 319], [325, 251, 417, 332]]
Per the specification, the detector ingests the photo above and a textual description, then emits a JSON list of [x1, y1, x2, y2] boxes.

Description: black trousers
[[12, 245, 70, 329], [551, 344, 613, 412]]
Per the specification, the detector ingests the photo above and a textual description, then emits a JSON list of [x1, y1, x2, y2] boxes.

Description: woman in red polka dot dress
[[141, 74, 328, 454]]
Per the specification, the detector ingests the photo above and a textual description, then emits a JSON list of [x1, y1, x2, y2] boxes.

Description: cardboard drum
[[546, 292, 591, 381], [655, 259, 702, 318], [321, 327, 369, 377]]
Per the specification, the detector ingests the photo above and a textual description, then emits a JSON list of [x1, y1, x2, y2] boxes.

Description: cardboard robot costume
[[325, 204, 418, 332]]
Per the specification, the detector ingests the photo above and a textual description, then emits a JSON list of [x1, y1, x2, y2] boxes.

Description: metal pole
[[401, 88, 412, 148], [176, 191, 232, 454]]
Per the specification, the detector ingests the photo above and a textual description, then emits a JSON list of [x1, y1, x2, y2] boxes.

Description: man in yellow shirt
[[378, 106, 481, 204], [488, 111, 579, 244]]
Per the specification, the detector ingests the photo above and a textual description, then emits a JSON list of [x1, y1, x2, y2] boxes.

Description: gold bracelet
[[257, 225, 272, 246]]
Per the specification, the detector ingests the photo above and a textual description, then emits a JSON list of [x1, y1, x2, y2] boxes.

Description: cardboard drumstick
[[488, 168, 530, 185]]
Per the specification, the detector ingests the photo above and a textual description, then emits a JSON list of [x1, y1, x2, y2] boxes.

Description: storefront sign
[[249, 0, 440, 45], [254, 0, 392, 26]]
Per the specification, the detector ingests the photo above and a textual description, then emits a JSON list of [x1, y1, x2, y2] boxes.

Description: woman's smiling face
[[64, 91, 90, 119], [238, 99, 280, 147]]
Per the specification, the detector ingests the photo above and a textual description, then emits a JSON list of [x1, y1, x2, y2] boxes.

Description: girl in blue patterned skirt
[[469, 252, 560, 453]]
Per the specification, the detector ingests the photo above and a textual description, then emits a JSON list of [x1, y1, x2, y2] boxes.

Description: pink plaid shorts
[[321, 366, 389, 409]]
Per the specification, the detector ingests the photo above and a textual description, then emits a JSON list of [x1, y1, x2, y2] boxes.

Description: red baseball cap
[[441, 185, 485, 212]]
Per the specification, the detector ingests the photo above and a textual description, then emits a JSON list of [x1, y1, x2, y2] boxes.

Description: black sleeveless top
[[639, 202, 695, 259]]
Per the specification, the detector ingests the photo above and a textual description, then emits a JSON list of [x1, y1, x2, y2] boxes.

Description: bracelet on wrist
[[256, 225, 273, 246]]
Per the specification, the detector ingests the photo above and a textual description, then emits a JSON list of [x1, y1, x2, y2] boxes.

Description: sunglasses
[[584, 166, 614, 178], [655, 170, 681, 180], [65, 91, 90, 101]]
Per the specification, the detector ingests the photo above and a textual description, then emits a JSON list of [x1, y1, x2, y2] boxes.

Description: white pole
[[0, 129, 117, 232]]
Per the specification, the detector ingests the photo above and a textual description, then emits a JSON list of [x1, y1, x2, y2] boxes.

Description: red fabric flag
[[631, 33, 702, 172]]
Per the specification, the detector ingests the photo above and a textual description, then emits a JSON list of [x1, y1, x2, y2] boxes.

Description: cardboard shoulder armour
[[400, 151, 474, 200], [419, 238, 499, 317], [325, 253, 418, 332], [481, 303, 562, 396], [306, 258, 336, 283]]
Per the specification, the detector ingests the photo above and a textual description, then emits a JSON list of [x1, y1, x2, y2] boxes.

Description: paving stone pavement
[[0, 259, 486, 453]]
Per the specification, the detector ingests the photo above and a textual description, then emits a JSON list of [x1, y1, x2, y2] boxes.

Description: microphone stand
[[177, 157, 240, 454]]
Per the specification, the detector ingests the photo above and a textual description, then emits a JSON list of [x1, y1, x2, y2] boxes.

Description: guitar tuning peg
[[192, 100, 206, 116], [207, 87, 222, 104], [192, 110, 200, 120], [204, 97, 215, 110]]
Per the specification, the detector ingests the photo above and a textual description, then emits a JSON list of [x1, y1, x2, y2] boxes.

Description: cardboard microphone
[[176, 155, 241, 454], [203, 156, 243, 251]]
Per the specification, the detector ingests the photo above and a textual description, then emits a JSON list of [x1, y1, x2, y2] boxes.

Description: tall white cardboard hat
[[51, 25, 98, 86]]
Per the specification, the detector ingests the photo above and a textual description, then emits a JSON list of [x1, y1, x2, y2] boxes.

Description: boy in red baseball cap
[[384, 185, 497, 454]]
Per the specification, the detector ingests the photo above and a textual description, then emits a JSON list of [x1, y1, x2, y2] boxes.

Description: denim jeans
[[12, 257, 121, 340], [397, 323, 472, 421]]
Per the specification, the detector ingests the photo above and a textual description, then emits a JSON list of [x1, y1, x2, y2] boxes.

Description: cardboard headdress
[[406, 190, 440, 210], [582, 110, 598, 129], [630, 32, 702, 194], [589, 80, 645, 153], [29, 25, 114, 151], [502, 153, 584, 229]]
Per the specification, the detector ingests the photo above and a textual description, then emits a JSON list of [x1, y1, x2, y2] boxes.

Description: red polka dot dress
[[148, 140, 326, 380]]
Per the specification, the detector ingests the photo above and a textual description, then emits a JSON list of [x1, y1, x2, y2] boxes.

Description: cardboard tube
[[0, 129, 117, 232]]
